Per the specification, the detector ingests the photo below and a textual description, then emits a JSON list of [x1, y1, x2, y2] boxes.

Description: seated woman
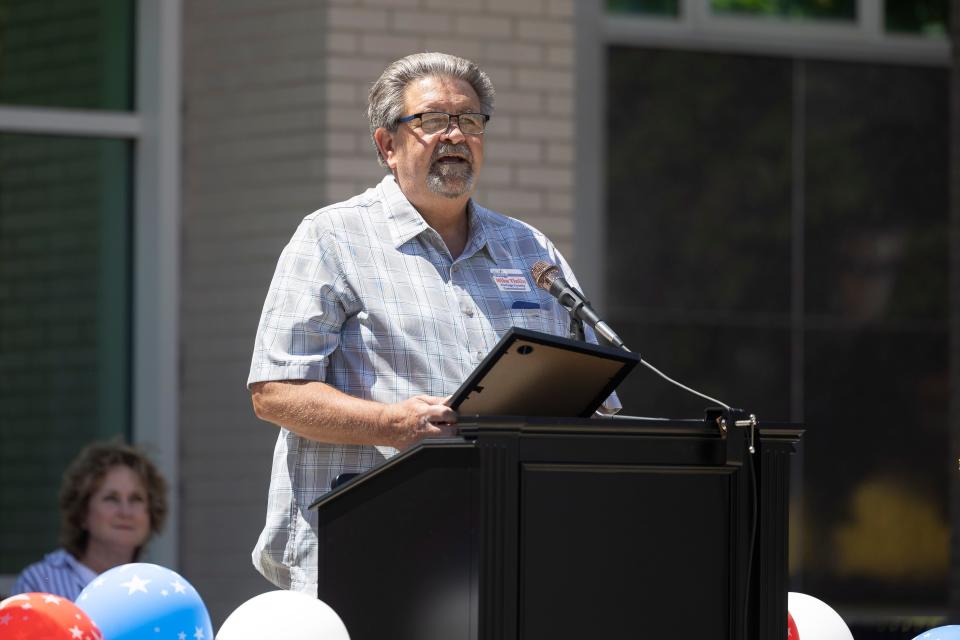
[[12, 441, 168, 600]]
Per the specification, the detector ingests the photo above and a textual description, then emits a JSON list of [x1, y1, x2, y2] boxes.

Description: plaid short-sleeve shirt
[[248, 175, 618, 591]]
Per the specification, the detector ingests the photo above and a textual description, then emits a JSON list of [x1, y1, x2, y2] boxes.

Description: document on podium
[[447, 327, 639, 418]]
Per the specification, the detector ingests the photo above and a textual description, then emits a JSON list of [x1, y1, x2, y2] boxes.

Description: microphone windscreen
[[531, 260, 560, 291]]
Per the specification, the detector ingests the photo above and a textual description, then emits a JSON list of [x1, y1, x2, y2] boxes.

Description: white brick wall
[[179, 0, 576, 625]]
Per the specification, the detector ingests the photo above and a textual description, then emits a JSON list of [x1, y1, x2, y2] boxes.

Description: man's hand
[[381, 395, 458, 450]]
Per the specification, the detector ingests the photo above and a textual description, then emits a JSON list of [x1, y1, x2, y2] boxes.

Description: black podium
[[310, 416, 802, 640]]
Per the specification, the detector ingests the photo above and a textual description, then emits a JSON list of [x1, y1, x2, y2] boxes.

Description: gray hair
[[368, 52, 496, 167]]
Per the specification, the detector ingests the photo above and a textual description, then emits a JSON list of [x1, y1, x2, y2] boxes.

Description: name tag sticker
[[491, 268, 531, 293]]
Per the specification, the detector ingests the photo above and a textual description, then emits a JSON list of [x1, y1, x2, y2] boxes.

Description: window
[[606, 47, 793, 422], [0, 133, 132, 573], [0, 0, 139, 578], [605, 44, 949, 625], [0, 0, 134, 110], [802, 59, 948, 610]]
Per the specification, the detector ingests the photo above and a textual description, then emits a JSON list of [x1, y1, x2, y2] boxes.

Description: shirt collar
[[47, 549, 99, 583], [46, 549, 82, 570], [378, 174, 502, 265], [380, 175, 427, 248], [461, 202, 503, 265]]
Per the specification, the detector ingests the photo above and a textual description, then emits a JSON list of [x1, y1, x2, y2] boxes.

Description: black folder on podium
[[447, 327, 639, 417]]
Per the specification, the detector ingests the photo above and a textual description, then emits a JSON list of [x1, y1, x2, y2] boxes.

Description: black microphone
[[531, 261, 627, 350]]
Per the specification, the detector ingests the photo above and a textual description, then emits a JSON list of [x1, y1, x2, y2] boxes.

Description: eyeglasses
[[396, 112, 490, 135]]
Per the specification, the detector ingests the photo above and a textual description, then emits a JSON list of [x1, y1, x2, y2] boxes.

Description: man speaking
[[247, 52, 616, 593]]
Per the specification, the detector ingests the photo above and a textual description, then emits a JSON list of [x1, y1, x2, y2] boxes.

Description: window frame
[[604, 0, 949, 66]]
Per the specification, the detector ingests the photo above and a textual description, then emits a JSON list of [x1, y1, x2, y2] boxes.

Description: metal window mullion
[[133, 0, 181, 571], [0, 106, 141, 138], [574, 0, 607, 310], [788, 58, 807, 592], [790, 60, 806, 427], [948, 0, 960, 620], [858, 0, 883, 40], [685, 0, 707, 30]]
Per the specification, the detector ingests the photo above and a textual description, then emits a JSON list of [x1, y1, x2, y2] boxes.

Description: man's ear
[[373, 127, 399, 170]]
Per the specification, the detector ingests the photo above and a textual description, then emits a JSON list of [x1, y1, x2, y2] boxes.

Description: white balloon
[[788, 592, 854, 640], [217, 590, 350, 640]]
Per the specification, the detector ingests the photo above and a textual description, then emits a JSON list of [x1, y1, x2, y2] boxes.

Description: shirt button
[[462, 304, 474, 317], [475, 351, 483, 360]]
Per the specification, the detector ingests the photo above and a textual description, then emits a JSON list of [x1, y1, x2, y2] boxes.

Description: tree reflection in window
[[606, 0, 679, 17], [885, 0, 949, 35], [711, 0, 855, 20]]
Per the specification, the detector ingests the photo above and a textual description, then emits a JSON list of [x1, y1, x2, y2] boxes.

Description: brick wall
[[180, 0, 577, 625], [180, 0, 329, 623]]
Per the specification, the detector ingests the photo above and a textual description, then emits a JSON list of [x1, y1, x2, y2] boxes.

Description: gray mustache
[[431, 142, 472, 163]]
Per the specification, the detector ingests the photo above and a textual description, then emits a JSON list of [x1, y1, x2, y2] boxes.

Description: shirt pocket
[[506, 305, 552, 335], [483, 294, 566, 339]]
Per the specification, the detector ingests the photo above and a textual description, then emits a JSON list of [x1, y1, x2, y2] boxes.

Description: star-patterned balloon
[[0, 592, 103, 640], [913, 625, 960, 640], [75, 563, 213, 640]]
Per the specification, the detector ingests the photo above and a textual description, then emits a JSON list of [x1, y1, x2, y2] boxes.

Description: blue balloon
[[76, 563, 213, 640], [914, 626, 960, 640]]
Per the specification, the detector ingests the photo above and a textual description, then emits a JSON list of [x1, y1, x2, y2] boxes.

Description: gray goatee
[[426, 142, 474, 198]]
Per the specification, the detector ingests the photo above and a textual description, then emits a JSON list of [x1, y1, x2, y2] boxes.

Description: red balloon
[[0, 592, 102, 640], [788, 611, 800, 639]]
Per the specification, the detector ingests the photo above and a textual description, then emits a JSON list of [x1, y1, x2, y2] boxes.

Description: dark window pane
[[606, 48, 792, 319], [885, 0, 949, 35], [0, 133, 132, 573], [711, 0, 855, 20], [801, 59, 949, 614], [606, 45, 950, 624], [803, 330, 949, 610], [0, 0, 135, 110], [612, 323, 790, 418], [805, 61, 949, 326], [606, 47, 793, 417], [607, 0, 679, 16]]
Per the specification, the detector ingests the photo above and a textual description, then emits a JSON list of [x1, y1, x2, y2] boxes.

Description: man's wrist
[[375, 400, 403, 448]]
